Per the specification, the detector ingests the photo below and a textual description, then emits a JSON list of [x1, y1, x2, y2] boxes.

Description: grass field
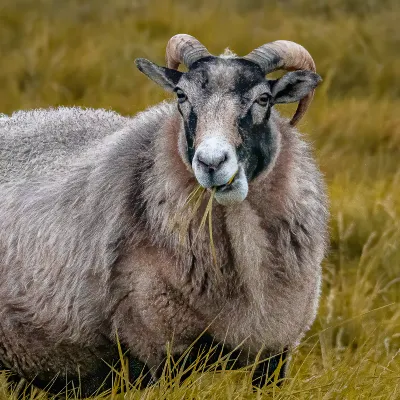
[[0, 0, 399, 398]]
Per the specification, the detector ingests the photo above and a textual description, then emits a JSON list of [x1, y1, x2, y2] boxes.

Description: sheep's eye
[[255, 94, 270, 107], [175, 88, 187, 104]]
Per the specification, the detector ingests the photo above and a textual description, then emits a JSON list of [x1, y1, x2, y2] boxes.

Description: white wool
[[219, 47, 238, 58]]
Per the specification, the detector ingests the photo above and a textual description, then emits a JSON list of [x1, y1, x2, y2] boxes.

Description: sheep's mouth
[[195, 167, 247, 206], [215, 181, 234, 193], [214, 171, 238, 193], [212, 167, 248, 206]]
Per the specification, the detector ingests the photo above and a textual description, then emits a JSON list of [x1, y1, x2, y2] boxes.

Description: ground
[[0, 0, 399, 398]]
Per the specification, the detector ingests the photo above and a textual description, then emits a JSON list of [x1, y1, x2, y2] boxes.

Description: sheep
[[0, 34, 328, 395]]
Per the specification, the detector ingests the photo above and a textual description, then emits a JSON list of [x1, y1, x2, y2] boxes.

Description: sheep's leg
[[2, 370, 31, 400], [127, 355, 153, 388], [168, 333, 223, 380], [11, 378, 27, 400], [251, 348, 289, 388], [161, 332, 244, 384]]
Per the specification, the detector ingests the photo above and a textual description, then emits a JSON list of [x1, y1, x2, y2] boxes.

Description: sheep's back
[[0, 107, 129, 183]]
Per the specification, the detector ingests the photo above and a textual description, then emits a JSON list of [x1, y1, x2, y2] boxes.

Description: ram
[[0, 34, 328, 396]]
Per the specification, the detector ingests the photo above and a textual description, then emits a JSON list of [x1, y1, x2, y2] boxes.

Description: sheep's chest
[[181, 200, 320, 353]]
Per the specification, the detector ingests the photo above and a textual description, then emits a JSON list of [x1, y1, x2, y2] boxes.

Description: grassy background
[[0, 0, 399, 398]]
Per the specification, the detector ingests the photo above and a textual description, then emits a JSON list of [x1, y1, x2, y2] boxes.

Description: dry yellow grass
[[0, 0, 399, 398]]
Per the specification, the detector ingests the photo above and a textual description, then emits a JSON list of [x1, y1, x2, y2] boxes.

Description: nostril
[[214, 153, 229, 169], [214, 155, 226, 169], [197, 155, 209, 169]]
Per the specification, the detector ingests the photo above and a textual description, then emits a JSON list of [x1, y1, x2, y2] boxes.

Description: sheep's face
[[136, 56, 320, 206]]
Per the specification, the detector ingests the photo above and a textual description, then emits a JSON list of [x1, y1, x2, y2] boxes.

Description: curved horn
[[243, 40, 317, 126], [165, 34, 211, 70]]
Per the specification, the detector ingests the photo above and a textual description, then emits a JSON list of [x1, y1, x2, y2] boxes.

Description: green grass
[[0, 0, 399, 398]]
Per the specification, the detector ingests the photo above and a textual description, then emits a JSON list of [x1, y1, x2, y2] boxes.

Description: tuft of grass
[[171, 185, 219, 268], [0, 0, 399, 399], [195, 187, 218, 268], [169, 184, 205, 243]]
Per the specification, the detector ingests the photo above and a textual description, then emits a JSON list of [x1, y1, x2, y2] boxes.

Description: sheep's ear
[[135, 58, 183, 92], [270, 71, 322, 104]]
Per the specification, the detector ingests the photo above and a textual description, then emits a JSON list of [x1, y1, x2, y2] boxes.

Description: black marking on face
[[200, 70, 209, 89], [179, 105, 197, 164], [230, 60, 266, 94], [187, 58, 265, 99], [237, 102, 274, 181]]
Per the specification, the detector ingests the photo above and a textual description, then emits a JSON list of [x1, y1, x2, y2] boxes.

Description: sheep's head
[[135, 34, 321, 206]]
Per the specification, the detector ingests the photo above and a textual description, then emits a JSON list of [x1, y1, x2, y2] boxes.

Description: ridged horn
[[244, 40, 317, 126], [165, 34, 211, 70]]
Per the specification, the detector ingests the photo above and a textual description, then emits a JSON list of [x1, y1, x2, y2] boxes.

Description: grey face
[[135, 56, 321, 206]]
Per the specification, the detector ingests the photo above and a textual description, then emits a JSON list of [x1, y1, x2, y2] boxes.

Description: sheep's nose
[[196, 151, 228, 173]]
